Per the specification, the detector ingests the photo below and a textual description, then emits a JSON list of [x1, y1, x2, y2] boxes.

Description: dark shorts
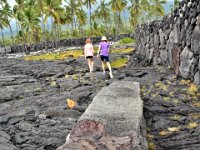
[[100, 55, 109, 62], [86, 56, 93, 59]]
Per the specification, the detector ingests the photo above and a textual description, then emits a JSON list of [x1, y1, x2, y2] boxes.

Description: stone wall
[[135, 0, 200, 85], [5, 34, 133, 54]]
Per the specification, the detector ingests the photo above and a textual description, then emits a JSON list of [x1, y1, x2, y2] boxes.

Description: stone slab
[[57, 81, 148, 150]]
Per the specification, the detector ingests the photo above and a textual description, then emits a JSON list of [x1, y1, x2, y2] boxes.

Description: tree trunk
[[15, 21, 20, 52], [56, 24, 60, 48], [41, 14, 47, 50], [54, 24, 57, 48], [23, 33, 27, 52], [0, 28, 6, 53], [8, 23, 14, 45], [51, 17, 55, 49], [39, 0, 47, 50], [89, 8, 92, 34], [118, 12, 121, 34], [114, 12, 117, 35]]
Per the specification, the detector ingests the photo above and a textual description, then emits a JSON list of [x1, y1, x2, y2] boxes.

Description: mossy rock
[[110, 58, 129, 69], [148, 141, 156, 150], [24, 49, 83, 61], [118, 37, 135, 44], [72, 74, 79, 80], [111, 48, 134, 54]]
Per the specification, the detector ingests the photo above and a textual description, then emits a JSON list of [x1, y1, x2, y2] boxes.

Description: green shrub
[[119, 37, 135, 44]]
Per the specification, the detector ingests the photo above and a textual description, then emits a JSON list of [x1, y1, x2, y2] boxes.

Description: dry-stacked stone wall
[[135, 0, 200, 85], [4, 34, 133, 54]]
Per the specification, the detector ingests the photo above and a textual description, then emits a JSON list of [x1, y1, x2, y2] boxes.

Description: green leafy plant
[[118, 37, 135, 44], [111, 48, 134, 54], [110, 58, 129, 68], [24, 49, 83, 61]]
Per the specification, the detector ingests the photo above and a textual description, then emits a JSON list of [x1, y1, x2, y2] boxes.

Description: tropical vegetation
[[0, 0, 179, 51]]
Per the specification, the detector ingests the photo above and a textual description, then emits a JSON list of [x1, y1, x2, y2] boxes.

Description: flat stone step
[[57, 81, 148, 150]]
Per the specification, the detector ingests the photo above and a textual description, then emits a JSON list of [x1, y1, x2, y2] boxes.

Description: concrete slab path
[[57, 81, 148, 150]]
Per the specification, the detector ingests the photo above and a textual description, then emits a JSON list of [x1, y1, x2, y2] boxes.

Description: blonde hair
[[85, 38, 91, 43]]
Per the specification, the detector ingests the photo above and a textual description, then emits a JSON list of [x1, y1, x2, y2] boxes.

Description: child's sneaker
[[109, 72, 113, 78]]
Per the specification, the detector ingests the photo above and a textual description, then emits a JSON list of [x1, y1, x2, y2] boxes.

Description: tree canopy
[[0, 0, 178, 48]]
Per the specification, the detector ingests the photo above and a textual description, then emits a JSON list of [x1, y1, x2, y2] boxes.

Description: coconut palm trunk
[[51, 17, 55, 49], [42, 15, 47, 50], [0, 28, 6, 53], [89, 7, 92, 34], [23, 33, 27, 52], [38, 0, 47, 50], [15, 21, 20, 52], [8, 23, 14, 45]]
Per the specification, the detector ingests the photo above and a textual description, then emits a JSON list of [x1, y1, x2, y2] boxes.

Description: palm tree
[[83, 0, 97, 34], [65, 0, 84, 37], [0, 17, 7, 53], [96, 0, 110, 30], [0, 0, 9, 53], [149, 0, 167, 18], [22, 0, 41, 44], [0, 3, 14, 45], [43, 0, 63, 48], [174, 0, 179, 7], [65, 0, 78, 32], [76, 8, 87, 37], [109, 0, 127, 34], [13, 0, 26, 51], [37, 0, 47, 50], [128, 0, 150, 29], [170, 0, 179, 11]]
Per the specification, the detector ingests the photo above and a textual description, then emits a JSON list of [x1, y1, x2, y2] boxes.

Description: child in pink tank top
[[84, 38, 94, 73]]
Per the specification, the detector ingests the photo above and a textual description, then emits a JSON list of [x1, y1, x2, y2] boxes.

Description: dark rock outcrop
[[135, 0, 200, 85]]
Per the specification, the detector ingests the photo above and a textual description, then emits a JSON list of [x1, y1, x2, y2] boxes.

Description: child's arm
[[84, 46, 87, 58], [91, 45, 94, 54], [108, 44, 110, 55], [97, 44, 101, 56]]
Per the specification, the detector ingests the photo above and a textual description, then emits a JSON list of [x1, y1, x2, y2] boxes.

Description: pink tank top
[[84, 43, 94, 56]]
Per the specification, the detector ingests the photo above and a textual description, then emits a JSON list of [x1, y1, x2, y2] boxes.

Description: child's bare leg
[[101, 62, 105, 75], [91, 59, 94, 71], [106, 62, 113, 78], [88, 59, 91, 72]]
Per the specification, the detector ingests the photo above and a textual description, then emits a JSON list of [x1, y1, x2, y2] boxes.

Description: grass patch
[[154, 82, 169, 91], [187, 83, 198, 95], [172, 99, 180, 104], [187, 122, 198, 129], [167, 127, 180, 132], [148, 142, 156, 150], [189, 113, 200, 119], [118, 37, 135, 44], [159, 130, 171, 136], [180, 79, 191, 85], [163, 97, 170, 101], [110, 58, 129, 69], [111, 48, 134, 54], [192, 101, 200, 107], [24, 49, 84, 61], [50, 81, 57, 87], [72, 74, 79, 80], [171, 115, 181, 120]]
